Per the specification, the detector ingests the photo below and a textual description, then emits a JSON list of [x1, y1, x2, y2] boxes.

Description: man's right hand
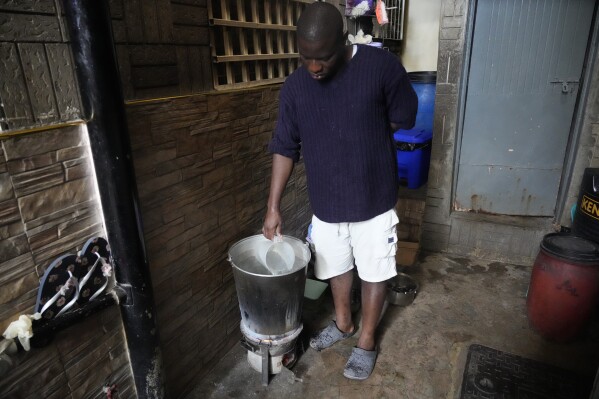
[[263, 154, 294, 240], [263, 208, 282, 240]]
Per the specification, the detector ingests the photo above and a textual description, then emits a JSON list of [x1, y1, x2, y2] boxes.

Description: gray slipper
[[343, 347, 378, 380], [309, 320, 356, 351]]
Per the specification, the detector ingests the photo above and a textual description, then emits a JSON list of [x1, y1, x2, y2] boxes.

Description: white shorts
[[311, 209, 399, 283]]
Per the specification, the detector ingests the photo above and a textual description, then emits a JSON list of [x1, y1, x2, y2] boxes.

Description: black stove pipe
[[62, 1, 165, 397]]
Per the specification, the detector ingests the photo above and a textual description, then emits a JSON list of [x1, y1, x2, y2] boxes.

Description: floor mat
[[460, 344, 594, 399]]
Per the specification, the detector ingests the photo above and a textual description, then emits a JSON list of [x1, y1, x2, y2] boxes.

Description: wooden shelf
[[208, 0, 306, 88], [210, 18, 296, 31], [214, 53, 299, 63]]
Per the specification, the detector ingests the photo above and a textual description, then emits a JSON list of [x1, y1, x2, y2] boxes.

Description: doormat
[[460, 344, 593, 399]]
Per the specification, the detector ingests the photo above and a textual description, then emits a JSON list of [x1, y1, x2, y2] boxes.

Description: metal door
[[455, 0, 595, 215]]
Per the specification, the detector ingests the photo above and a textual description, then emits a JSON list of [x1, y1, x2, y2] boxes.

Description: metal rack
[[344, 0, 405, 42]]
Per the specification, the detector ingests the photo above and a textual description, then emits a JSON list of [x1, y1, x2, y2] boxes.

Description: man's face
[[298, 35, 347, 81]]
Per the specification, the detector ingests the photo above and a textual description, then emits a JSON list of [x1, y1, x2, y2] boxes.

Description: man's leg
[[342, 209, 398, 380], [309, 216, 357, 351], [356, 280, 387, 350], [330, 270, 355, 333]]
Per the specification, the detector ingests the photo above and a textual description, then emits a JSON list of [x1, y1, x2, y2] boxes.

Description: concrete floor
[[186, 253, 599, 399]]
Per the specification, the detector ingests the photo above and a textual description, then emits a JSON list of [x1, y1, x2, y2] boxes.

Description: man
[[262, 2, 417, 380]]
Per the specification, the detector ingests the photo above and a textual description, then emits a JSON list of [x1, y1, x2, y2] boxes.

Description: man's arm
[[263, 154, 295, 240]]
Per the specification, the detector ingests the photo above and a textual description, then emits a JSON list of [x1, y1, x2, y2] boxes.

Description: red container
[[527, 233, 599, 342]]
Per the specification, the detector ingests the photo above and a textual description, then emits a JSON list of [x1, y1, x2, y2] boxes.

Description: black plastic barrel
[[573, 168, 599, 244]]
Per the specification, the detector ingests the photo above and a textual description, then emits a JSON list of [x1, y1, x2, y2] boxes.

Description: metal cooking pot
[[387, 273, 418, 306], [228, 235, 311, 336]]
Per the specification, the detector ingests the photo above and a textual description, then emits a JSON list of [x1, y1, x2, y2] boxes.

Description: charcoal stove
[[228, 235, 311, 386]]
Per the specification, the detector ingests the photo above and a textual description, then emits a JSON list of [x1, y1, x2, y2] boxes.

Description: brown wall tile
[[127, 87, 310, 397], [0, 125, 135, 397]]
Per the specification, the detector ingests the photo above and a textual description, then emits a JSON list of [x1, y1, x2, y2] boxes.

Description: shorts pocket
[[370, 209, 399, 259], [373, 230, 398, 260]]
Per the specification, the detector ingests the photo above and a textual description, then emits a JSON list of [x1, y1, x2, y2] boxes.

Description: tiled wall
[[0, 1, 312, 397], [0, 0, 213, 131], [0, 60, 310, 399], [0, 125, 135, 398], [126, 87, 311, 397], [0, 1, 81, 130]]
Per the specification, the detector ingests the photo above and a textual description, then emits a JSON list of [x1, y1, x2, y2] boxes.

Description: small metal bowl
[[387, 273, 418, 306]]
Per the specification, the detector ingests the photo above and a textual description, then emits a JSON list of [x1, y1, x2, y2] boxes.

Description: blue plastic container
[[408, 72, 436, 132], [394, 128, 433, 189]]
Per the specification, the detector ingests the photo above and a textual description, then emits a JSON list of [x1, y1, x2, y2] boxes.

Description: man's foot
[[343, 347, 378, 380], [309, 320, 355, 351]]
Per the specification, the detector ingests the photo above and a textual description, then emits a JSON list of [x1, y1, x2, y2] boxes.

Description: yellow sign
[[580, 195, 599, 221]]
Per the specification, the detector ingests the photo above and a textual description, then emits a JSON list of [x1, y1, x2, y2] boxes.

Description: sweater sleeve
[[268, 83, 301, 162], [383, 56, 418, 130]]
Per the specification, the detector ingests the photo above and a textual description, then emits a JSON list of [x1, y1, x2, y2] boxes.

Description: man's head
[[296, 2, 348, 81]]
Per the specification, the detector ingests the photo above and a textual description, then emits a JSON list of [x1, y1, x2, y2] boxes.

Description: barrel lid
[[393, 127, 433, 143], [407, 71, 437, 83], [541, 232, 599, 264]]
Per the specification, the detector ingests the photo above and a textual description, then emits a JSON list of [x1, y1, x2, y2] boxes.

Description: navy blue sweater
[[269, 44, 417, 223]]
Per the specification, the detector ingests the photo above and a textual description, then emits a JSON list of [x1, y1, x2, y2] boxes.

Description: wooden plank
[[177, 45, 192, 94], [237, 2, 249, 83], [214, 76, 286, 91], [140, 0, 160, 43], [108, 0, 124, 18], [238, 27, 248, 55], [18, 43, 58, 124], [267, 60, 274, 79], [214, 53, 299, 63], [124, 0, 144, 42], [172, 3, 208, 26], [265, 30, 273, 54], [172, 0, 207, 5], [286, 1, 294, 26], [255, 60, 265, 82], [130, 45, 177, 66], [276, 31, 283, 54], [222, 27, 234, 84], [206, 0, 214, 20], [250, 0, 259, 23], [287, 30, 294, 54], [131, 65, 179, 89], [250, 1, 262, 82], [199, 46, 213, 91], [224, 62, 233, 85], [115, 45, 134, 100], [156, 0, 174, 41], [236, 0, 245, 21], [264, 0, 271, 24], [0, 43, 33, 128], [220, 0, 230, 20], [222, 27, 233, 56], [275, 0, 282, 25], [45, 43, 81, 121], [111, 19, 128, 43], [172, 26, 210, 45], [210, 19, 295, 31]]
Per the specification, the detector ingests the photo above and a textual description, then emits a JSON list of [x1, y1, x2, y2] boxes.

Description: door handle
[[550, 79, 580, 94]]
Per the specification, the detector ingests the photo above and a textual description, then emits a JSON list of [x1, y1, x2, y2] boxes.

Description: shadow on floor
[[185, 253, 599, 399]]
